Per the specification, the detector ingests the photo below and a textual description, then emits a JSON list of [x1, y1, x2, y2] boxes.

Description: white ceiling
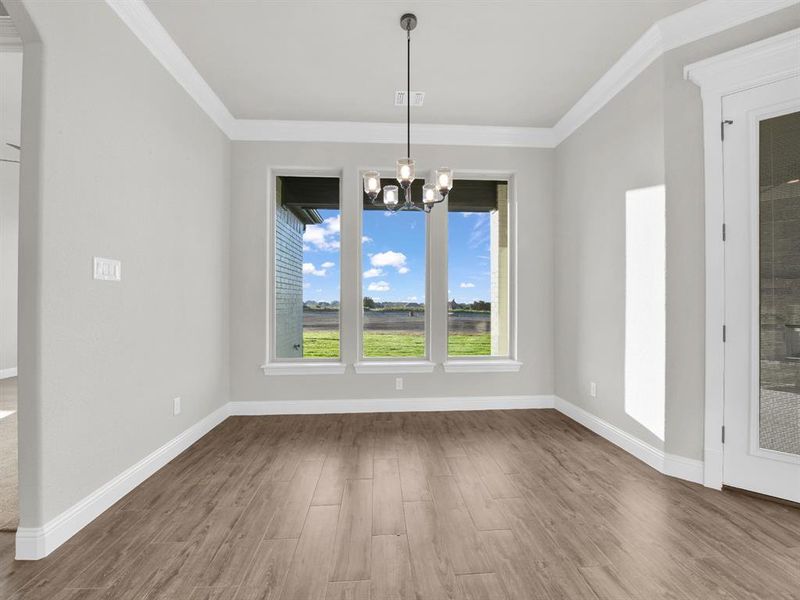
[[145, 0, 700, 128]]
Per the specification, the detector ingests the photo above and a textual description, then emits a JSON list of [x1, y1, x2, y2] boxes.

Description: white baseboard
[[229, 394, 556, 416], [663, 452, 704, 485], [553, 396, 703, 485], [0, 367, 17, 379], [553, 396, 665, 472], [15, 402, 230, 560]]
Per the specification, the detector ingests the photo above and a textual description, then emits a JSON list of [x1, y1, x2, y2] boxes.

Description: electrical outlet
[[173, 397, 181, 416], [395, 377, 403, 391], [589, 382, 597, 398]]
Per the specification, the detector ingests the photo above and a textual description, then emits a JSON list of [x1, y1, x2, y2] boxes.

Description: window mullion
[[428, 189, 449, 365]]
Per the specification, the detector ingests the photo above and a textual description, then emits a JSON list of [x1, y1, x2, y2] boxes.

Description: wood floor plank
[[280, 505, 339, 600], [372, 458, 405, 535], [312, 447, 353, 506], [189, 588, 240, 600], [456, 573, 509, 600], [235, 538, 297, 600], [198, 482, 288, 588], [578, 565, 638, 600], [266, 459, 324, 539], [398, 444, 431, 502], [427, 476, 492, 575], [330, 479, 372, 582], [403, 501, 459, 600], [447, 456, 509, 531], [324, 580, 370, 600], [479, 529, 552, 600], [370, 535, 414, 600], [463, 443, 519, 499]]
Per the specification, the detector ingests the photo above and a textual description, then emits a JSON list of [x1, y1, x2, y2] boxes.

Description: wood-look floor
[[2, 409, 799, 599]]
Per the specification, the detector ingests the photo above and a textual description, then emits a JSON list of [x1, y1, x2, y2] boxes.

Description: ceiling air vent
[[395, 91, 425, 107]]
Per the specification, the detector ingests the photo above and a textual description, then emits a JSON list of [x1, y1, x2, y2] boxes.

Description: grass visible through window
[[302, 331, 490, 358]]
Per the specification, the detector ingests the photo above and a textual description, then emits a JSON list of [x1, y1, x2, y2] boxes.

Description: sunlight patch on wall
[[625, 185, 666, 440]]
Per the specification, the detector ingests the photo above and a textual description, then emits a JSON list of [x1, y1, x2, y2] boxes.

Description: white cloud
[[303, 216, 340, 252], [368, 281, 390, 292], [469, 213, 491, 249], [324, 215, 340, 233], [363, 268, 384, 279], [370, 250, 408, 274], [362, 236, 372, 244], [303, 282, 310, 289], [303, 262, 327, 277], [459, 282, 475, 288], [407, 296, 418, 302], [321, 261, 335, 269]]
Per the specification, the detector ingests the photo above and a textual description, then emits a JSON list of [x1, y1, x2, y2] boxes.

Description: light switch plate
[[94, 257, 121, 281]]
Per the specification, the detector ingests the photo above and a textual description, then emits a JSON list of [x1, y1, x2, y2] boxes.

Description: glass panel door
[[723, 76, 800, 502], [759, 111, 800, 456]]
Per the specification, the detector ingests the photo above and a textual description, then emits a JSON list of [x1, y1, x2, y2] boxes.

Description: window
[[273, 175, 340, 360], [267, 170, 517, 374], [362, 180, 426, 358], [447, 180, 510, 357]]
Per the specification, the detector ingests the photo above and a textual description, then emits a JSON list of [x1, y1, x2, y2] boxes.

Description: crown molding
[[551, 0, 799, 144], [105, 0, 798, 147], [228, 118, 557, 148], [0, 16, 22, 52], [105, 0, 236, 135]]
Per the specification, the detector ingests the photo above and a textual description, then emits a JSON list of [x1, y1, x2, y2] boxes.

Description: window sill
[[261, 362, 347, 376], [354, 360, 436, 375], [443, 359, 522, 373]]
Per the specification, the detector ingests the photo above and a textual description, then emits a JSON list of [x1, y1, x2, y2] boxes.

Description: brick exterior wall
[[275, 204, 305, 358]]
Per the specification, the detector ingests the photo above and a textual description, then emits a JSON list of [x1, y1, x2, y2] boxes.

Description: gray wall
[[231, 142, 554, 403], [555, 58, 667, 451], [556, 7, 800, 461], [0, 51, 21, 374], [9, 0, 230, 527]]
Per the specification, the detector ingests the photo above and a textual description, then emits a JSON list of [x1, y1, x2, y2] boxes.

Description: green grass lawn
[[302, 330, 491, 358]]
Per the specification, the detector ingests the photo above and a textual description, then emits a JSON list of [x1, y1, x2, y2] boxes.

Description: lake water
[[303, 310, 490, 334]]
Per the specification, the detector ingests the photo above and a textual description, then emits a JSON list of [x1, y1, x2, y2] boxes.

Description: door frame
[[685, 28, 800, 489]]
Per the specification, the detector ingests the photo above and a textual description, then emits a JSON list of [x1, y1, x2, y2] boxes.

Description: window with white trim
[[272, 175, 341, 361], [447, 180, 510, 357]]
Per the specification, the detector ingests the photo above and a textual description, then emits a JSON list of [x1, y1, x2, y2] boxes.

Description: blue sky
[[300, 207, 491, 303], [447, 212, 491, 303]]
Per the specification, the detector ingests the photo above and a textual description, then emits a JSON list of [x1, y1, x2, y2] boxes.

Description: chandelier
[[362, 13, 453, 213]]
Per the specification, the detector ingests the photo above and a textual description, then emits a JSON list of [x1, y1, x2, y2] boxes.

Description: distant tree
[[471, 300, 491, 311], [363, 296, 376, 309]]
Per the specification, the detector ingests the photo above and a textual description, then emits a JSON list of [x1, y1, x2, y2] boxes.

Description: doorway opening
[[0, 1, 21, 532]]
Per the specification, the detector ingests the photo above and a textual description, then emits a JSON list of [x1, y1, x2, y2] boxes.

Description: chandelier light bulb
[[363, 170, 381, 201], [422, 183, 438, 204], [383, 185, 399, 206], [396, 158, 415, 188], [435, 168, 453, 195]]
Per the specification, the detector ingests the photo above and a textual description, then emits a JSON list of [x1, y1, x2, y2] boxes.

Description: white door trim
[[685, 28, 800, 489]]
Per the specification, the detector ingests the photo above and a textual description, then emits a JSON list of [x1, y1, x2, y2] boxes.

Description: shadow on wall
[[625, 184, 666, 440]]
